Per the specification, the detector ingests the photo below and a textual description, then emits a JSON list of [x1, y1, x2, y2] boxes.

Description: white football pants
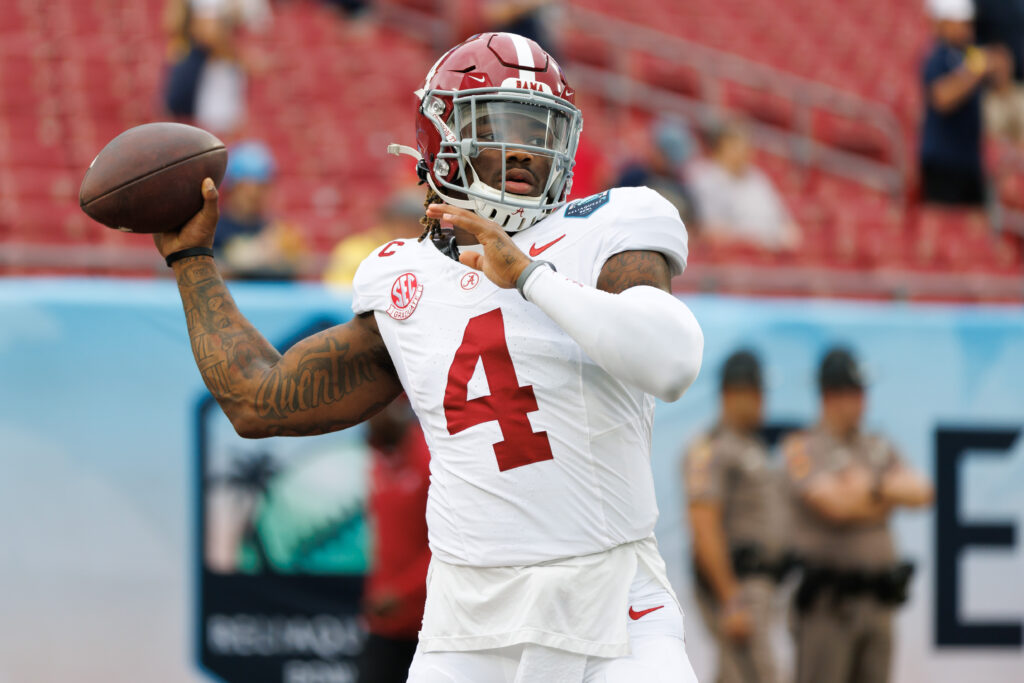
[[407, 566, 699, 683]]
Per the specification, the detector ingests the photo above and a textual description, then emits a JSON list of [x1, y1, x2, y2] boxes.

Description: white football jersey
[[352, 186, 688, 567]]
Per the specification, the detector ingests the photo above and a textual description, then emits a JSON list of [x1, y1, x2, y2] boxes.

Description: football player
[[154, 33, 703, 682]]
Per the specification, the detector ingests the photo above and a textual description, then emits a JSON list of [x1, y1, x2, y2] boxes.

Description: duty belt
[[794, 561, 915, 612], [731, 544, 798, 583], [694, 543, 795, 596]]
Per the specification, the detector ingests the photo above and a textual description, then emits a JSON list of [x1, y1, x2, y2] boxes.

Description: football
[[79, 122, 227, 234]]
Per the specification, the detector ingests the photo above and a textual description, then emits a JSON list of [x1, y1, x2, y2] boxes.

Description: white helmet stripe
[[507, 33, 537, 83]]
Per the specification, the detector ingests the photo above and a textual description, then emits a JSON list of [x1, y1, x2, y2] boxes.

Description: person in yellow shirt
[[323, 188, 427, 287]]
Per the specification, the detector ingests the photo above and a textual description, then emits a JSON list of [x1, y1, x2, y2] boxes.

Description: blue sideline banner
[[0, 279, 1022, 682]]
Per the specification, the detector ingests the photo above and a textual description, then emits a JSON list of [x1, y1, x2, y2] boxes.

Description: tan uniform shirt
[[783, 425, 902, 570], [684, 425, 785, 559]]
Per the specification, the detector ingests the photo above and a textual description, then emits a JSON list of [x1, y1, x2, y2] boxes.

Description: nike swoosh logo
[[628, 605, 665, 620], [467, 75, 486, 83], [529, 234, 565, 257]]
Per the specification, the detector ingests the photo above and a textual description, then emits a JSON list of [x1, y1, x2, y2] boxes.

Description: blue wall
[[1, 279, 1022, 681]]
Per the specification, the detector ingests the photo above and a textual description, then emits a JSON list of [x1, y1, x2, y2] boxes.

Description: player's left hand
[[426, 203, 530, 288]]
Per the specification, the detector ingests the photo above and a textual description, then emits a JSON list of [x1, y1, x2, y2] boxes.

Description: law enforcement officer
[[783, 347, 933, 683], [684, 350, 787, 683]]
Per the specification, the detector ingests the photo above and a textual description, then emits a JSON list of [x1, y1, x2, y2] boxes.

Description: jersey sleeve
[[684, 435, 728, 503], [350, 256, 379, 316], [351, 240, 408, 316], [590, 186, 690, 284]]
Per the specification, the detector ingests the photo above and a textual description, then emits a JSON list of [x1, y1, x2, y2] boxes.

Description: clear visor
[[454, 100, 573, 155], [451, 99, 572, 199]]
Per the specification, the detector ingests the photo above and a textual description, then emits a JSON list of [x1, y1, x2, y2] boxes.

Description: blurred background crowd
[[2, 3, 1022, 682], [2, 0, 1024, 300]]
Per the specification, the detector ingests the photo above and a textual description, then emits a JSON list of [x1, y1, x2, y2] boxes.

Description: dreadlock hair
[[419, 186, 443, 242]]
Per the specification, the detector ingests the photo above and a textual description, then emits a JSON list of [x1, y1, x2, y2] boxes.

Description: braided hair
[[418, 186, 443, 242]]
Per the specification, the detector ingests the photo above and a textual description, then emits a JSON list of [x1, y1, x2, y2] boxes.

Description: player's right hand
[[153, 178, 219, 259]]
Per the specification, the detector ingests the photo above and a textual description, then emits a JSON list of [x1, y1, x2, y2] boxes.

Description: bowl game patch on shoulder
[[565, 190, 610, 218]]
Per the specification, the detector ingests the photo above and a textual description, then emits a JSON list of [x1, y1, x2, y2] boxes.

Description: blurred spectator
[[482, 0, 559, 55], [163, 0, 204, 120], [783, 348, 933, 683], [163, 0, 270, 134], [684, 351, 786, 683], [322, 0, 371, 19], [689, 121, 801, 250], [359, 397, 431, 683], [214, 142, 309, 280], [974, 0, 1024, 82], [323, 188, 424, 287], [919, 0, 1008, 207], [615, 116, 699, 227], [983, 47, 1024, 146]]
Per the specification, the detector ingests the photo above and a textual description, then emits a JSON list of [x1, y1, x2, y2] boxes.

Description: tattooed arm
[[596, 250, 672, 294], [156, 179, 403, 437], [174, 257, 402, 436], [430, 203, 703, 401]]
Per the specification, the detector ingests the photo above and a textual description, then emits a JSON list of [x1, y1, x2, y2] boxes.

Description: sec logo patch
[[460, 272, 480, 290], [387, 272, 423, 320]]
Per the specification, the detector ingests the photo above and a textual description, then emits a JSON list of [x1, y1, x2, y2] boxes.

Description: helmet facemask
[[423, 88, 582, 232]]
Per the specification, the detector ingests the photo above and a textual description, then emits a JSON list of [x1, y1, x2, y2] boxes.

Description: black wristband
[[165, 247, 214, 267]]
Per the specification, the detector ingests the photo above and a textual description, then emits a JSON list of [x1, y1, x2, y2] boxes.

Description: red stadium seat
[[0, 0, 1019, 294]]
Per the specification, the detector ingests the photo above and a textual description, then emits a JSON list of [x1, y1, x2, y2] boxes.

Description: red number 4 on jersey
[[444, 308, 554, 472]]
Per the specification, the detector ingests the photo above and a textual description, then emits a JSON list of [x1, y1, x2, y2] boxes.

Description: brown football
[[79, 122, 227, 234]]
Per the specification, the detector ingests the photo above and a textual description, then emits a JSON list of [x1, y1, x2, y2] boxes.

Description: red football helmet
[[389, 33, 583, 232]]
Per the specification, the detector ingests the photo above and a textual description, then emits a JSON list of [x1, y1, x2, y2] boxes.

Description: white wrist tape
[[523, 267, 704, 402]]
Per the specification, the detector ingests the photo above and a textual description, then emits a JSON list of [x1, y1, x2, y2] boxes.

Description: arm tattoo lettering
[[596, 250, 672, 294], [172, 257, 401, 436], [259, 399, 393, 437], [177, 258, 280, 396], [255, 338, 376, 420]]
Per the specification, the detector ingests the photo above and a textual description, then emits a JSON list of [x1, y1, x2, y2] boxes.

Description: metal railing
[[563, 5, 907, 197]]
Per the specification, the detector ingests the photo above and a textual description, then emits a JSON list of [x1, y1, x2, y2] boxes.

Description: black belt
[[794, 561, 915, 612], [694, 544, 795, 596], [731, 544, 798, 583]]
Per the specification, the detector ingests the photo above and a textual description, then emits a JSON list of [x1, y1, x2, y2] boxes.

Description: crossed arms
[[803, 462, 934, 524]]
